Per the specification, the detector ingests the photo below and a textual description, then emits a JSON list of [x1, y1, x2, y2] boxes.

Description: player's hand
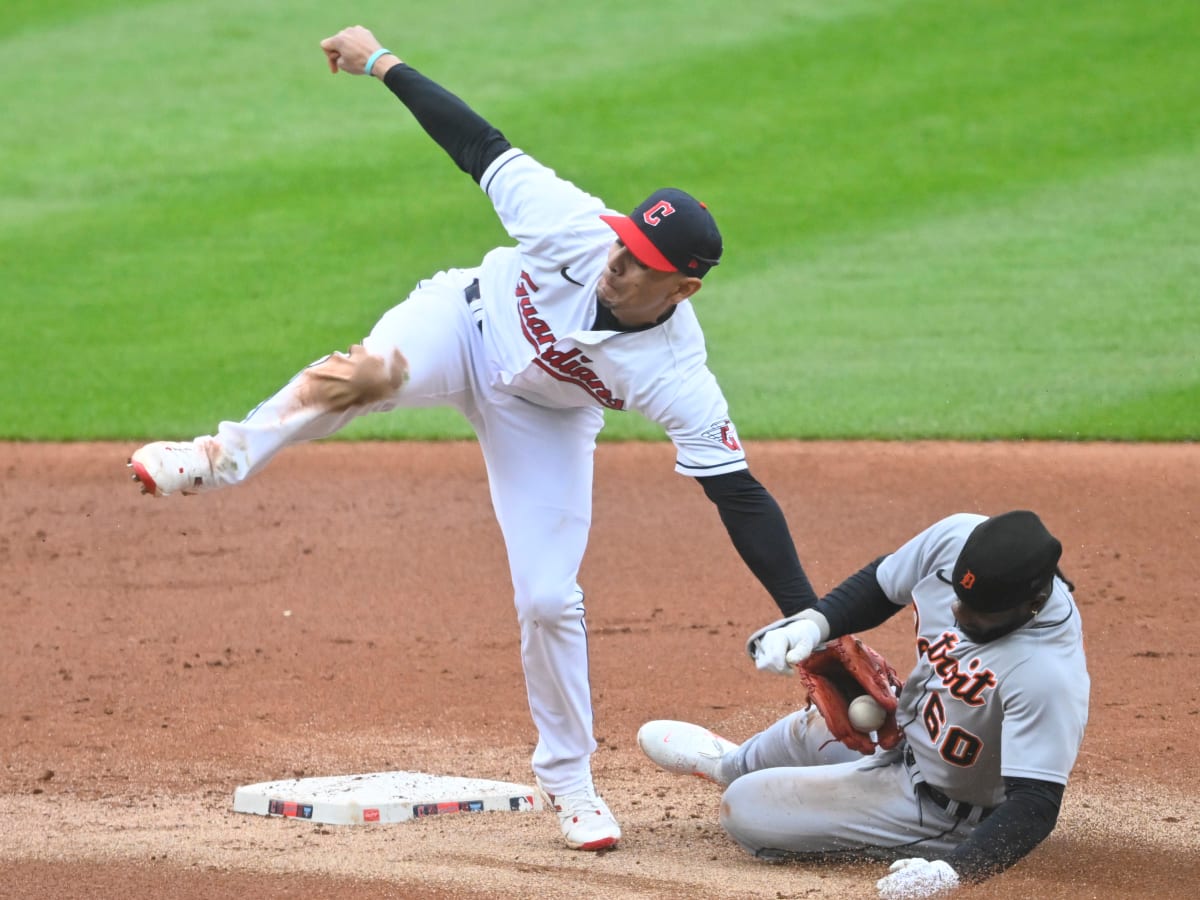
[[754, 618, 822, 675], [320, 25, 391, 75], [876, 858, 960, 899]]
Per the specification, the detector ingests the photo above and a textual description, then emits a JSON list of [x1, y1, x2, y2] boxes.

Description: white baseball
[[848, 695, 887, 733]]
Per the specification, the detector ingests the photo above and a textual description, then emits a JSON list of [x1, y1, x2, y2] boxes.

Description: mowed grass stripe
[[1, 0, 1195, 439], [701, 148, 1199, 440]]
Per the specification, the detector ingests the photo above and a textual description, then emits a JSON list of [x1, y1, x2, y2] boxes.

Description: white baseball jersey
[[202, 141, 757, 799], [876, 513, 1091, 808], [474, 148, 747, 478]]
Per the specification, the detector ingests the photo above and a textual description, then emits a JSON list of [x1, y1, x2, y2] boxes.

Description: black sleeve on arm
[[811, 557, 902, 637], [945, 777, 1064, 882], [697, 470, 818, 616], [381, 63, 512, 183]]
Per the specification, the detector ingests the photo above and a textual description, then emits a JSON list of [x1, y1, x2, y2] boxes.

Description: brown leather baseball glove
[[795, 635, 905, 755]]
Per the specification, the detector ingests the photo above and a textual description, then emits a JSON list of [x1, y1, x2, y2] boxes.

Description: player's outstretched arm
[[317, 25, 510, 184], [320, 25, 401, 76], [697, 470, 818, 617]]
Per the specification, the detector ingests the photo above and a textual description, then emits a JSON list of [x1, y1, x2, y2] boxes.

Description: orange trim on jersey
[[599, 214, 677, 272]]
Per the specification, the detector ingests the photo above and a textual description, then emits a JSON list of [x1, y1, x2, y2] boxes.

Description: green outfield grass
[[2, 0, 1196, 441]]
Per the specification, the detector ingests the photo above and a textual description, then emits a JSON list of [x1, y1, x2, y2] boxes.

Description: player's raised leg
[[129, 271, 479, 496]]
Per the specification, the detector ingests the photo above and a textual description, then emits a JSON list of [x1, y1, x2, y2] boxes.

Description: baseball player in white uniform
[[639, 510, 1090, 896], [127, 26, 821, 851]]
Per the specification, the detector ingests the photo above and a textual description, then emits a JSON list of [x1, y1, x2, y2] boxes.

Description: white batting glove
[[754, 617, 823, 675], [876, 858, 960, 899]]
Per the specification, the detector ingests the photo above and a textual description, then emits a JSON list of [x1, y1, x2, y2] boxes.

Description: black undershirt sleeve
[[811, 557, 902, 637], [697, 470, 818, 616], [945, 778, 1064, 882], [381, 63, 512, 183]]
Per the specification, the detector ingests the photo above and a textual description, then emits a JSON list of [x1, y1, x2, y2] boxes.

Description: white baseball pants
[[207, 268, 605, 794]]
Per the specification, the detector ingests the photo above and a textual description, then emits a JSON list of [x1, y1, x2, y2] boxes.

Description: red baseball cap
[[600, 188, 723, 278]]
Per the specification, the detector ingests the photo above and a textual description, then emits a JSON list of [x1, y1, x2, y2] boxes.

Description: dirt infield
[[1, 440, 1197, 899]]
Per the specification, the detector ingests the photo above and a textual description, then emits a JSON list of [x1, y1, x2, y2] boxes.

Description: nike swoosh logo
[[560, 265, 585, 287]]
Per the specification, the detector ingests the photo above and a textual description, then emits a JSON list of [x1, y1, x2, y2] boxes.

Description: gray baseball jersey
[[876, 513, 1090, 807]]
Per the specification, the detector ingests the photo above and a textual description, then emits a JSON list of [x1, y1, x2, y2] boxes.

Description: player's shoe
[[535, 776, 621, 851], [127, 439, 221, 497], [637, 720, 738, 786]]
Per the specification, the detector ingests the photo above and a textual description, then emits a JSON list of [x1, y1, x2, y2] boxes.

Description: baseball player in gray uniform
[[639, 510, 1090, 896], [127, 26, 820, 851]]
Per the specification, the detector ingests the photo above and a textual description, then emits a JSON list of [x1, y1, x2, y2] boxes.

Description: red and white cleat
[[536, 776, 621, 851], [128, 439, 219, 497]]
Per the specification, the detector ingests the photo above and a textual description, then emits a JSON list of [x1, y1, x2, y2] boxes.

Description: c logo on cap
[[959, 570, 976, 590], [643, 201, 676, 226]]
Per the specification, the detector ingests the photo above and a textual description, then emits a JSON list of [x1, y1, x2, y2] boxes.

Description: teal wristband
[[364, 48, 390, 77]]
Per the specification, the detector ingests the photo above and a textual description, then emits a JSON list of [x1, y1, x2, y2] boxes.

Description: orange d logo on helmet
[[946, 511, 1063, 613]]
